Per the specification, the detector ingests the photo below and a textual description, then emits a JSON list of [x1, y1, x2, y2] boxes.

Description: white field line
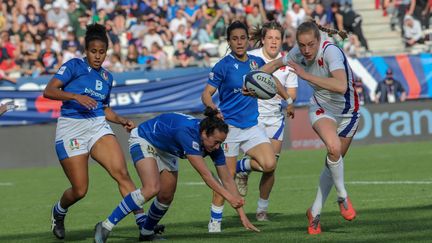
[[180, 180, 432, 187], [0, 182, 13, 186], [347, 181, 432, 185]]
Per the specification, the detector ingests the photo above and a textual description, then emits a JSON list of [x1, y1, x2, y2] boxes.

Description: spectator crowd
[[0, 0, 375, 85]]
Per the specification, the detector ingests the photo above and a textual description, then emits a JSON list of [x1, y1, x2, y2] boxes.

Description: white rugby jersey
[[248, 48, 298, 117], [283, 40, 359, 116]]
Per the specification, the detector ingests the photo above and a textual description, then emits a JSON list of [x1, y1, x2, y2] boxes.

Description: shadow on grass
[[2, 205, 432, 242]]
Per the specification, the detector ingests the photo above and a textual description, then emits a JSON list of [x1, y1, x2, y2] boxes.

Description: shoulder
[[212, 55, 233, 70], [248, 54, 265, 66], [247, 48, 262, 57]]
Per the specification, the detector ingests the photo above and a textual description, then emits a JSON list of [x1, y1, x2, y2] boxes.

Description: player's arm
[[201, 84, 218, 110], [186, 154, 244, 209], [43, 78, 97, 110], [215, 165, 260, 232], [260, 57, 285, 74], [103, 107, 136, 132], [274, 76, 295, 118]]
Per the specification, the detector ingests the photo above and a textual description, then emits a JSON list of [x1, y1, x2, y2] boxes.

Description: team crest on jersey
[[101, 70, 108, 80], [192, 141, 200, 151], [57, 66, 66, 75], [249, 60, 258, 70], [209, 72, 214, 80], [69, 138, 80, 150], [318, 57, 324, 67], [221, 142, 228, 153], [147, 145, 156, 155]]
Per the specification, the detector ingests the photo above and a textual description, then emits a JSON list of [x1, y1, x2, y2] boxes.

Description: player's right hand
[[74, 94, 98, 110], [228, 195, 244, 209]]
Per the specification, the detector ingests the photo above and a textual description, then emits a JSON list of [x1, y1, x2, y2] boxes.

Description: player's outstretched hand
[[74, 94, 98, 110], [286, 103, 295, 119], [240, 215, 260, 232]]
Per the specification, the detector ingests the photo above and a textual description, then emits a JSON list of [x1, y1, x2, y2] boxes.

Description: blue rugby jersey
[[207, 53, 265, 128], [53, 58, 113, 118], [137, 113, 225, 166]]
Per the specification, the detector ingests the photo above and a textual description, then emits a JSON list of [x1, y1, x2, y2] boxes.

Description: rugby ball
[[244, 71, 277, 100]]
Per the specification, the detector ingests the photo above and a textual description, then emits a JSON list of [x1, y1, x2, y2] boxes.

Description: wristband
[[286, 97, 293, 105]]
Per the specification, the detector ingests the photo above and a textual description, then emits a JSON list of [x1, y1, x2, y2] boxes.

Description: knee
[[157, 193, 174, 205], [72, 186, 88, 200], [261, 157, 277, 173], [143, 183, 160, 199], [326, 143, 342, 159], [112, 168, 133, 184]]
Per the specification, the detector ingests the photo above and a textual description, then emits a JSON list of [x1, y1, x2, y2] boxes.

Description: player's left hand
[[287, 60, 308, 80], [240, 215, 260, 232], [286, 103, 295, 119], [122, 119, 136, 133], [242, 86, 257, 98]]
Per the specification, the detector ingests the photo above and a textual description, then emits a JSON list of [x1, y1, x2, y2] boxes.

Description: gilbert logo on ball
[[244, 71, 277, 100]]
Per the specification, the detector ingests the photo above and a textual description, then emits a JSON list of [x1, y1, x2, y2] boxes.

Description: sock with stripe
[[140, 198, 170, 236], [103, 189, 145, 231], [53, 201, 68, 216], [135, 213, 147, 229], [210, 203, 224, 223], [236, 157, 251, 173]]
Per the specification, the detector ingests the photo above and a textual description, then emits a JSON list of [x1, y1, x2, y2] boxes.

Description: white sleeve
[[324, 45, 346, 72], [285, 70, 298, 88], [282, 45, 300, 65]]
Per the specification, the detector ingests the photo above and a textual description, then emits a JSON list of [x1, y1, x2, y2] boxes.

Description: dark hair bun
[[203, 106, 219, 118]]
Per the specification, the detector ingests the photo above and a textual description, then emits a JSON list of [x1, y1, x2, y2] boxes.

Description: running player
[[94, 108, 259, 243], [43, 23, 142, 240], [244, 20, 298, 221], [261, 21, 358, 234], [201, 21, 295, 233]]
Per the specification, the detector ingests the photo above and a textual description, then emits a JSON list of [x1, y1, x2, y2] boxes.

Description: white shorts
[[222, 124, 270, 157], [55, 116, 114, 161], [258, 115, 285, 141], [309, 104, 360, 138], [128, 128, 178, 172]]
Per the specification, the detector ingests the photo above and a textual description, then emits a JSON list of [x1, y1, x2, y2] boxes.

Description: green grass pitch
[[0, 141, 431, 242]]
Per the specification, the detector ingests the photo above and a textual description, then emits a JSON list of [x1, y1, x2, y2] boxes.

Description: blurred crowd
[[0, 0, 371, 84], [381, 0, 432, 49]]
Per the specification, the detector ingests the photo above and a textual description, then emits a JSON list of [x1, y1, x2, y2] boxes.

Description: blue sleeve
[[207, 60, 225, 89], [210, 148, 226, 166], [174, 129, 202, 156], [53, 59, 75, 86], [256, 56, 266, 68]]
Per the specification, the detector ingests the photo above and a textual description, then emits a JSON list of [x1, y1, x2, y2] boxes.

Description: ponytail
[[296, 19, 348, 41], [200, 107, 228, 136]]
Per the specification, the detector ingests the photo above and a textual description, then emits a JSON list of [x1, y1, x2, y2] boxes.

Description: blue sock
[[210, 204, 224, 222], [135, 213, 147, 229], [53, 201, 67, 216], [107, 189, 145, 226], [141, 198, 169, 235], [236, 157, 251, 173]]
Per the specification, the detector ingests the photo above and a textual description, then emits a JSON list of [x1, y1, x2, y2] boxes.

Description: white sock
[[56, 201, 67, 213], [131, 189, 146, 207], [257, 198, 269, 213], [102, 219, 114, 231], [327, 156, 347, 199], [311, 165, 333, 217]]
